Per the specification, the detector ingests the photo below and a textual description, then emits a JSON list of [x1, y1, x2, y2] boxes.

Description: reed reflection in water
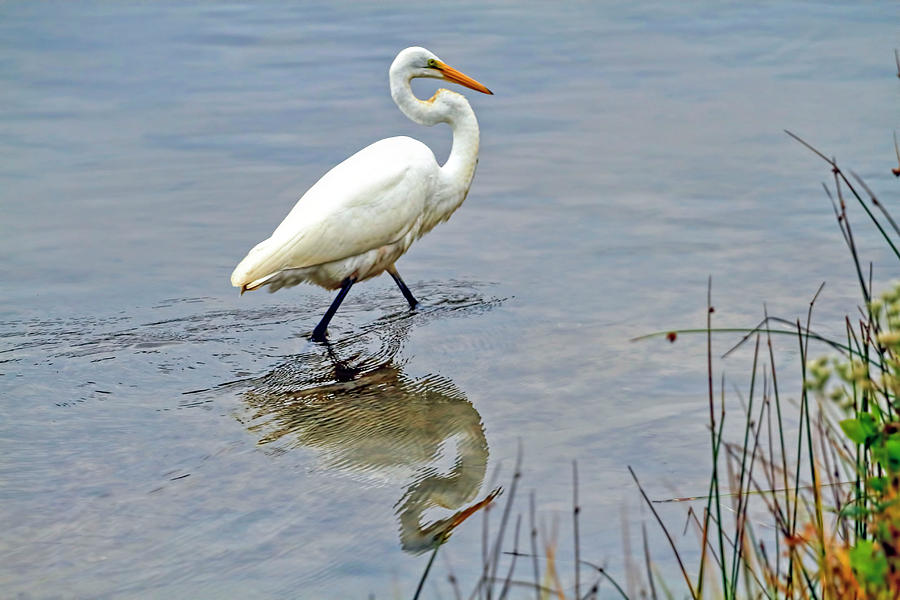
[[239, 326, 492, 554]]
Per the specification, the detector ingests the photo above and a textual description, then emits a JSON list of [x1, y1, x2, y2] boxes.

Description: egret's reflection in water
[[240, 326, 491, 554]]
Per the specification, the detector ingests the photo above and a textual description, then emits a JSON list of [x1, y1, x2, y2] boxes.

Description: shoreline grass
[[408, 54, 900, 600]]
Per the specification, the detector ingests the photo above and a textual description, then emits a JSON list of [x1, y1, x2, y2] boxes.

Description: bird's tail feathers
[[231, 237, 284, 293]]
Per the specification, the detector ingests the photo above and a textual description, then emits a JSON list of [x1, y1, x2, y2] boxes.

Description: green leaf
[[876, 497, 900, 511], [850, 540, 888, 587], [840, 414, 879, 445], [860, 412, 878, 436], [886, 438, 900, 471], [868, 476, 888, 493], [841, 419, 869, 445], [838, 504, 870, 519]]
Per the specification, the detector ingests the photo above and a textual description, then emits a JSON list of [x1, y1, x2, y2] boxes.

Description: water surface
[[2, 1, 899, 597]]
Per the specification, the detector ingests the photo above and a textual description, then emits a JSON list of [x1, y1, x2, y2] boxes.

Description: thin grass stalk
[[786, 129, 900, 264], [844, 317, 869, 543], [850, 321, 865, 542], [496, 552, 630, 600], [718, 469, 765, 597], [825, 427, 854, 543], [691, 489, 774, 598], [762, 396, 784, 600], [832, 170, 872, 306], [642, 522, 659, 600], [741, 477, 797, 597], [441, 548, 463, 600], [894, 129, 900, 174], [497, 514, 521, 600], [697, 277, 728, 598], [862, 317, 888, 420], [621, 503, 637, 599], [728, 334, 762, 596], [816, 411, 843, 541], [572, 460, 581, 599], [629, 465, 697, 599], [480, 494, 490, 600], [802, 295, 827, 540], [689, 507, 725, 576], [697, 506, 713, 597], [823, 183, 852, 251], [580, 580, 600, 600], [529, 491, 539, 600], [862, 311, 896, 423], [541, 520, 564, 600], [486, 449, 522, 599], [798, 560, 819, 600], [694, 375, 728, 595], [634, 327, 854, 358], [653, 566, 677, 600], [739, 522, 756, 599], [850, 170, 900, 238], [738, 369, 772, 598], [414, 544, 443, 600], [764, 305, 791, 600], [578, 559, 631, 600], [837, 168, 900, 265], [721, 312, 838, 360], [789, 361, 806, 595], [484, 579, 560, 597], [784, 301, 823, 595], [716, 375, 729, 595], [758, 540, 777, 598], [796, 323, 828, 596], [446, 555, 463, 600]]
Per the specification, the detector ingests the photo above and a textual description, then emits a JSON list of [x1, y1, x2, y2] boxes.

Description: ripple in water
[[234, 310, 500, 554]]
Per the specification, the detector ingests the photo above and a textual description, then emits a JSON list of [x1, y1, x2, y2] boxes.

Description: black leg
[[388, 266, 418, 309], [311, 277, 355, 343], [322, 339, 362, 381]]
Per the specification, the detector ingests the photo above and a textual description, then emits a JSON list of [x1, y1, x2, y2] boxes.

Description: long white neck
[[389, 68, 480, 213], [395, 410, 488, 554]]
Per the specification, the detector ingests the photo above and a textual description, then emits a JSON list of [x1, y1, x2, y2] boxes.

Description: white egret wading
[[231, 47, 492, 342]]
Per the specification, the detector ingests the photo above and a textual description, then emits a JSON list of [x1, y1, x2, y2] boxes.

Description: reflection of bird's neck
[[389, 72, 480, 227], [396, 419, 488, 554]]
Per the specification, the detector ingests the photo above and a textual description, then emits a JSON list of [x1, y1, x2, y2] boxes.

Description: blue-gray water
[[2, 2, 899, 597]]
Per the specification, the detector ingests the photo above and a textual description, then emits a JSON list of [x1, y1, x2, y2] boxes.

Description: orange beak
[[435, 61, 493, 95], [447, 487, 503, 530]]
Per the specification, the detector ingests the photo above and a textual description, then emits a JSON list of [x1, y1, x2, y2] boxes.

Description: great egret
[[231, 46, 492, 342]]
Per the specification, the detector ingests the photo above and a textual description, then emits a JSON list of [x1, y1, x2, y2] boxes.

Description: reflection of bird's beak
[[436, 486, 503, 544], [436, 61, 493, 95]]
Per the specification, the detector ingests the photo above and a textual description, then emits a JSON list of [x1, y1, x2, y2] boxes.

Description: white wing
[[231, 136, 438, 288]]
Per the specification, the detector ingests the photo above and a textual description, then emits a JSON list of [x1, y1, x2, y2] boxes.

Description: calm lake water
[[3, 1, 899, 597]]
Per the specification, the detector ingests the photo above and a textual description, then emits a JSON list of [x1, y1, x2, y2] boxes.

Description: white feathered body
[[231, 47, 484, 296], [232, 128, 474, 292]]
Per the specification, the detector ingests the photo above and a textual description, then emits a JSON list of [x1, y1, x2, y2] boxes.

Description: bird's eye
[[427, 58, 438, 68]]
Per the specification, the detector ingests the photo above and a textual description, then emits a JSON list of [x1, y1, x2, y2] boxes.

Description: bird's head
[[392, 46, 493, 95]]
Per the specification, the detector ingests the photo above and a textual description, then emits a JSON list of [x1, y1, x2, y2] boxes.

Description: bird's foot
[[310, 327, 329, 343]]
